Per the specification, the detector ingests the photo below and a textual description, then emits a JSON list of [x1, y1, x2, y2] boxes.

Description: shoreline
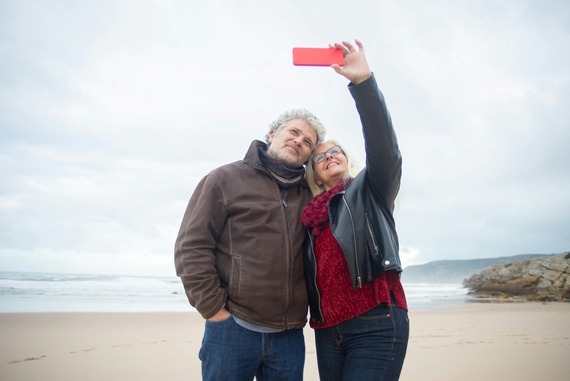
[[1, 302, 569, 381]]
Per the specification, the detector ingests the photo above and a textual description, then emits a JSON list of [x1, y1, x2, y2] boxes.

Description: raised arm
[[332, 40, 402, 210]]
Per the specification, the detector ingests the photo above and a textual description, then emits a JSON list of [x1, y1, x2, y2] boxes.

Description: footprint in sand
[[9, 355, 46, 364], [69, 348, 96, 354]]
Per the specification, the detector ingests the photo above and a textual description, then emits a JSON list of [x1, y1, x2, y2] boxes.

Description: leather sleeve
[[348, 74, 402, 212]]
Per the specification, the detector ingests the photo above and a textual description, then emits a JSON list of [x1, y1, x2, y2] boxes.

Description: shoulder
[[204, 160, 269, 190], [345, 169, 380, 202], [207, 160, 254, 178], [347, 169, 368, 190]]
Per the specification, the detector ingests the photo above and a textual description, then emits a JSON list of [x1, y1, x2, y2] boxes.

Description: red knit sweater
[[302, 181, 408, 329]]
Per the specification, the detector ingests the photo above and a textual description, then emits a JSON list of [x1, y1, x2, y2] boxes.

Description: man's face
[[266, 119, 317, 168]]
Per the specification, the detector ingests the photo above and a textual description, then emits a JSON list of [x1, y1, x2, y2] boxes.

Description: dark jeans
[[199, 316, 305, 381], [314, 302, 409, 381]]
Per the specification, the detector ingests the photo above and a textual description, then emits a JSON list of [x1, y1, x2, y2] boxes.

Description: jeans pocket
[[356, 304, 392, 320], [205, 314, 234, 325]]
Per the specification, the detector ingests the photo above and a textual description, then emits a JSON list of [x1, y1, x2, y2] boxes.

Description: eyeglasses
[[312, 145, 344, 164]]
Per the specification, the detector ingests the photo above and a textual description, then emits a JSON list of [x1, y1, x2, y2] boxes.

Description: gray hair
[[265, 109, 326, 146]]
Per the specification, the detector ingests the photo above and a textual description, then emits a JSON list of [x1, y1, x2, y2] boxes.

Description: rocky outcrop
[[402, 254, 547, 283], [463, 252, 570, 302]]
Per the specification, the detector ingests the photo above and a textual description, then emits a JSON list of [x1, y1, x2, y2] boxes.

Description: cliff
[[401, 254, 547, 283], [463, 252, 570, 302]]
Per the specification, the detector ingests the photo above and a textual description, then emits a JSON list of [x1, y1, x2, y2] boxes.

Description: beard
[[267, 144, 304, 168]]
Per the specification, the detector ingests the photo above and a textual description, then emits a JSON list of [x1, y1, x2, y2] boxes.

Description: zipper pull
[[280, 189, 288, 208], [357, 276, 362, 288]]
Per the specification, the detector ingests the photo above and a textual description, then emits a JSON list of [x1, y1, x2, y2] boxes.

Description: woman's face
[[312, 143, 348, 191]]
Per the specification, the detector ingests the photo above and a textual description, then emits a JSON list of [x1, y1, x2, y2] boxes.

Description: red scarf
[[301, 180, 347, 234]]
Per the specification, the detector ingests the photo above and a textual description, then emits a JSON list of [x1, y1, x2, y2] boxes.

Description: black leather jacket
[[304, 74, 403, 322]]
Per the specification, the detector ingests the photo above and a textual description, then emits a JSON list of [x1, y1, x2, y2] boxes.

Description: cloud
[[1, 0, 569, 275]]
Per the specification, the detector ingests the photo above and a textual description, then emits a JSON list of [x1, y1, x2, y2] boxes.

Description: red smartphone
[[292, 47, 344, 66]]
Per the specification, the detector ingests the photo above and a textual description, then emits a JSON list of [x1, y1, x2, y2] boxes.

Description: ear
[[268, 131, 275, 144]]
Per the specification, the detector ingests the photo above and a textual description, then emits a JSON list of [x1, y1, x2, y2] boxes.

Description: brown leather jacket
[[175, 140, 311, 330]]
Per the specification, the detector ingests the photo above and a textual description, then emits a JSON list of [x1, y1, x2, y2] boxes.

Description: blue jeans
[[199, 316, 305, 381], [314, 302, 409, 381]]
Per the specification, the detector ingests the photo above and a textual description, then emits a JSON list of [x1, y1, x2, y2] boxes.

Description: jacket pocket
[[228, 255, 242, 303]]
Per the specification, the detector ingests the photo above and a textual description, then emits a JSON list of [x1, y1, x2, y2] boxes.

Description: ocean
[[0, 271, 469, 313]]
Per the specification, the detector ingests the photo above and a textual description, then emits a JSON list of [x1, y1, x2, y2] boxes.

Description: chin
[[327, 167, 346, 175], [283, 157, 302, 168]]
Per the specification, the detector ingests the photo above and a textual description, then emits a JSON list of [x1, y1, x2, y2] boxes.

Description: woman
[[302, 40, 409, 380]]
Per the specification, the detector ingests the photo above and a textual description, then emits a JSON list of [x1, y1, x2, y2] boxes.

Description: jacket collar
[[243, 140, 307, 188]]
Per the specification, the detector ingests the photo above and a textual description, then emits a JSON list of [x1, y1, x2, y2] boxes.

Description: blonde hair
[[305, 139, 362, 196]]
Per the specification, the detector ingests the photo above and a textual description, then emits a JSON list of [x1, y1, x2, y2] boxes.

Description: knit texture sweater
[[301, 180, 408, 329]]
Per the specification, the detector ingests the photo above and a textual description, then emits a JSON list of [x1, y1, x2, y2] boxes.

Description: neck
[[323, 173, 349, 191]]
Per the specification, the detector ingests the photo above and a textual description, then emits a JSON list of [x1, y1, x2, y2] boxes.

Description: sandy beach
[[1, 302, 568, 381]]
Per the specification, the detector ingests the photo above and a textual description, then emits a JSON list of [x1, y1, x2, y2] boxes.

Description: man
[[175, 109, 326, 381]]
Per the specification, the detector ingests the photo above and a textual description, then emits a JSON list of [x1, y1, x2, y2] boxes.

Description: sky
[[1, 0, 569, 277]]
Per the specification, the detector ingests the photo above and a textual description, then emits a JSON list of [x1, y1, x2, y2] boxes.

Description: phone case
[[292, 47, 344, 66]]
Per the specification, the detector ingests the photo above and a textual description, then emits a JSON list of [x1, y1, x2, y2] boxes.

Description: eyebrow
[[316, 146, 333, 155], [290, 127, 315, 148]]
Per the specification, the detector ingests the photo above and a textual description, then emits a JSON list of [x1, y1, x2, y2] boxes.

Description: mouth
[[285, 145, 299, 156], [325, 162, 339, 170]]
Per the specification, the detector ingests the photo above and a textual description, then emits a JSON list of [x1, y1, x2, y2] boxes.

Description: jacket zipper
[[308, 233, 324, 321], [365, 212, 379, 257], [342, 197, 362, 288], [280, 188, 291, 327]]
